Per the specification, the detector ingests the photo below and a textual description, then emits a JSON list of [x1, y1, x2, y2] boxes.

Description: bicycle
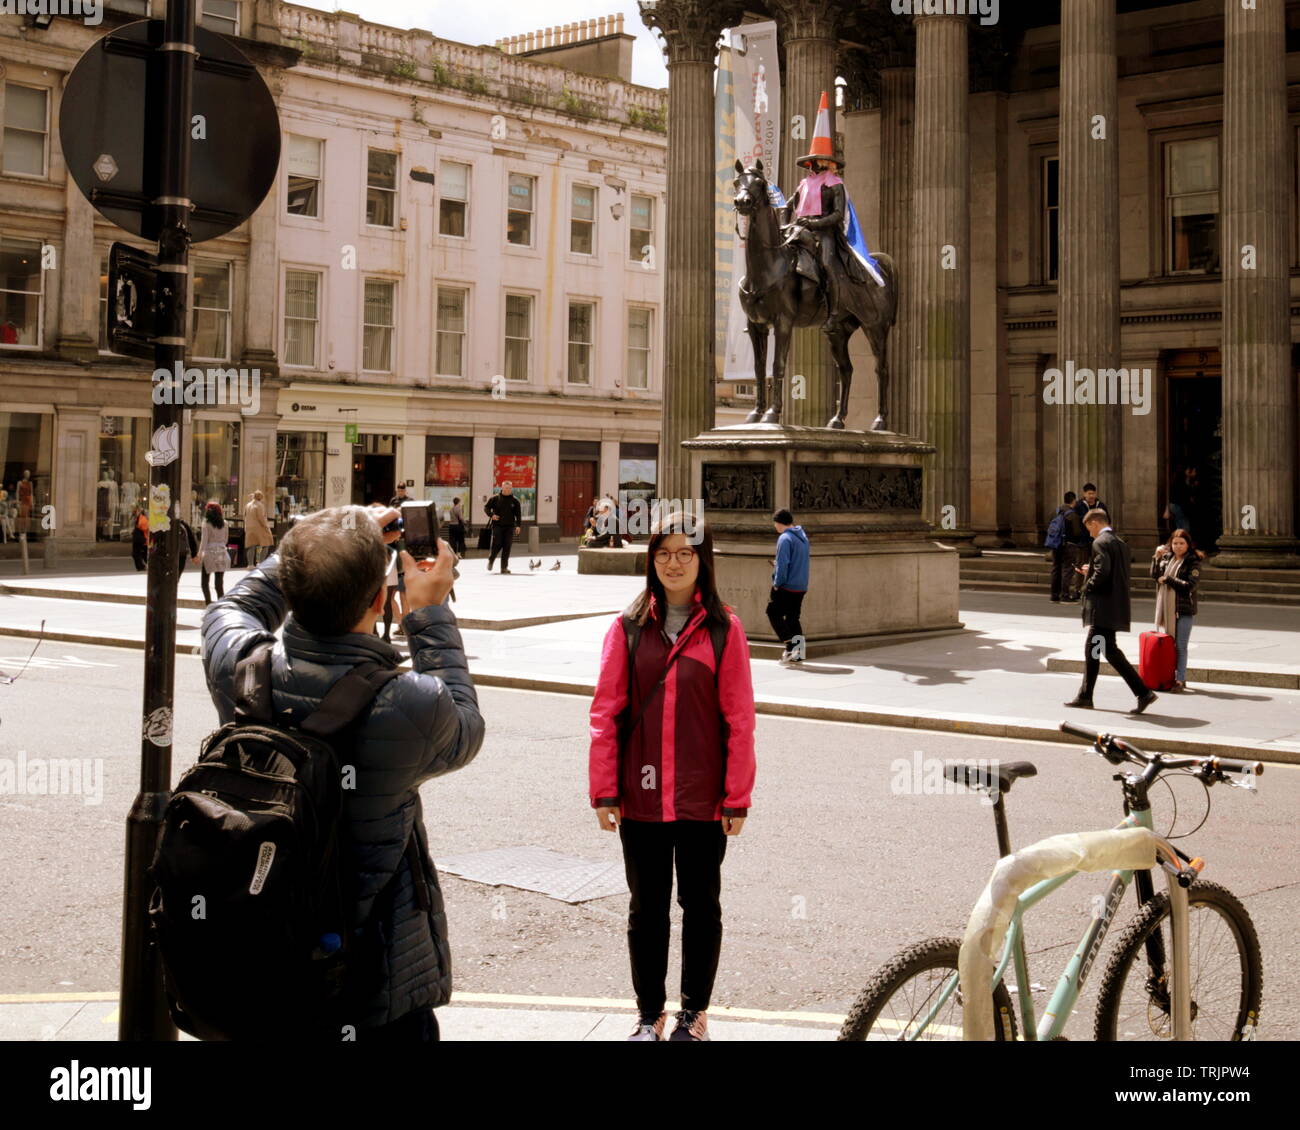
[[839, 721, 1264, 1041]]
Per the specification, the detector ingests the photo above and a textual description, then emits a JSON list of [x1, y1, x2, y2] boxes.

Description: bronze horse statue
[[731, 159, 898, 430]]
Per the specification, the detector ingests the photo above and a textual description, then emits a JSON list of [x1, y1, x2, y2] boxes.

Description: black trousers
[[765, 587, 806, 646], [619, 818, 727, 1017], [1080, 628, 1148, 700], [132, 532, 147, 571], [200, 567, 225, 604], [488, 525, 514, 570], [1050, 545, 1081, 600]]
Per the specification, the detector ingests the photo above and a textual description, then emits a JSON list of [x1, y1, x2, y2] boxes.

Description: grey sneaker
[[628, 1012, 666, 1041], [669, 1010, 710, 1042]]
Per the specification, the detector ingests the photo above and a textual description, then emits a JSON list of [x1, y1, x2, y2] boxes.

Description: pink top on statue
[[792, 170, 843, 218]]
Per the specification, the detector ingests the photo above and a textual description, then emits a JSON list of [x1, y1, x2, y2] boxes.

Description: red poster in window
[[493, 454, 536, 488], [431, 453, 469, 486]]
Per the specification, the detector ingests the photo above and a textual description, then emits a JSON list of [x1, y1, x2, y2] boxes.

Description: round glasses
[[653, 548, 697, 566]]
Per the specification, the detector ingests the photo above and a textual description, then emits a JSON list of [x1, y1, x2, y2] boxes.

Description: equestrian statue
[[731, 92, 898, 430]]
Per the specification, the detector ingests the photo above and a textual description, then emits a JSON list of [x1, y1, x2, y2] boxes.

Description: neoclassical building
[[647, 0, 1299, 568], [0, 1, 668, 554]]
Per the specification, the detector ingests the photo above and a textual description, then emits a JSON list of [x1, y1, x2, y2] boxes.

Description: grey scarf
[[1154, 552, 1184, 633]]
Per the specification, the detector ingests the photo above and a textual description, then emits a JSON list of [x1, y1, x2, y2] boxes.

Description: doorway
[[1164, 350, 1222, 551], [351, 433, 398, 505], [559, 459, 597, 537]]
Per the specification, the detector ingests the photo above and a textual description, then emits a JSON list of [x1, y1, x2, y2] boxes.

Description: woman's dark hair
[[627, 511, 729, 629], [1168, 528, 1204, 560], [204, 501, 225, 529], [452, 496, 460, 504]]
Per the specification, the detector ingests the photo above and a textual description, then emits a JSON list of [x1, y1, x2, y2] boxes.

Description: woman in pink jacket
[[589, 513, 756, 1042]]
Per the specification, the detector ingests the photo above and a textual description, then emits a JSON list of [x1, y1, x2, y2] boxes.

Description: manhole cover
[[437, 844, 627, 903]]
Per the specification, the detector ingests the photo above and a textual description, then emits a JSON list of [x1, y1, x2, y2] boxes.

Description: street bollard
[[19, 533, 29, 576], [528, 525, 540, 556]]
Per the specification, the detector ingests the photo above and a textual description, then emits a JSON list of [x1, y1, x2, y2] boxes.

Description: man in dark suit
[[1065, 509, 1157, 714]]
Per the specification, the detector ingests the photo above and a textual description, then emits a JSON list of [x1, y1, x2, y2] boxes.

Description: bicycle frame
[[910, 808, 1193, 1041]]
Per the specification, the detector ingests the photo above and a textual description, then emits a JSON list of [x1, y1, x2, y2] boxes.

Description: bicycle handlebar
[[1058, 721, 1264, 784]]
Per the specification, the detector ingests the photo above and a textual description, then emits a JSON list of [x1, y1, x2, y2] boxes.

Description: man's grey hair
[[278, 506, 388, 636]]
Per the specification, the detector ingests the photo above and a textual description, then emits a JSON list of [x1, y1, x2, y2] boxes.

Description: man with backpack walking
[[169, 504, 484, 1041], [1045, 491, 1084, 603]]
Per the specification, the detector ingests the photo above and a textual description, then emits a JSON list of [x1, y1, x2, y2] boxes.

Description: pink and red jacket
[[588, 594, 756, 821]]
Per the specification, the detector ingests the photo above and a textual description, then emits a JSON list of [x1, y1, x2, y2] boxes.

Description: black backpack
[[148, 641, 410, 1041]]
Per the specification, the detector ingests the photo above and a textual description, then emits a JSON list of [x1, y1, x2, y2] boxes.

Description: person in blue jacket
[[767, 509, 810, 666]]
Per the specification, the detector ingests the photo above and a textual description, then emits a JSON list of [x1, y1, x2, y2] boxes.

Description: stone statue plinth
[[682, 423, 961, 657]]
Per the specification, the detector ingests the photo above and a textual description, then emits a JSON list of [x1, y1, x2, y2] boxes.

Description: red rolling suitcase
[[1139, 630, 1176, 691]]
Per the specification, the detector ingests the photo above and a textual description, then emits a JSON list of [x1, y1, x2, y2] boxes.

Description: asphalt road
[[1, 639, 1297, 1039]]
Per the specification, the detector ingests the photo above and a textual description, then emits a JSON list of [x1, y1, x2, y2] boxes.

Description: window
[[570, 184, 597, 255], [3, 85, 48, 178], [366, 150, 397, 228], [0, 236, 43, 347], [283, 270, 320, 367], [1042, 156, 1059, 284], [1165, 137, 1219, 274], [507, 173, 535, 246], [629, 193, 654, 263], [191, 260, 231, 360], [567, 301, 594, 384], [275, 432, 327, 520], [436, 287, 467, 376], [504, 294, 532, 381], [286, 135, 322, 218], [363, 279, 395, 372], [626, 306, 652, 390], [199, 0, 240, 36], [439, 161, 469, 237]]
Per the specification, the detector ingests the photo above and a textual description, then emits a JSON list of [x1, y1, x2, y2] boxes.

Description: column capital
[[639, 0, 744, 66], [766, 0, 850, 42]]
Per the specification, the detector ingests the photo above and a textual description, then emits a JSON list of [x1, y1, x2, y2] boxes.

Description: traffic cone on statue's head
[[796, 91, 843, 170]]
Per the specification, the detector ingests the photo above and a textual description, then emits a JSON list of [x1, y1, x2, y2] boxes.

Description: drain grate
[[436, 844, 628, 903]]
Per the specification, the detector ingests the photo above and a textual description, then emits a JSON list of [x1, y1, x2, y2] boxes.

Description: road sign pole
[[118, 0, 195, 1042]]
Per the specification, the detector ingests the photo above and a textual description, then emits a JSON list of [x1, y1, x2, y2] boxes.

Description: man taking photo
[[200, 504, 484, 1040]]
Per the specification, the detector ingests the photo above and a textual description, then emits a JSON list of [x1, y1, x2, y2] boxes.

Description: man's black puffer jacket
[[200, 554, 484, 1028]]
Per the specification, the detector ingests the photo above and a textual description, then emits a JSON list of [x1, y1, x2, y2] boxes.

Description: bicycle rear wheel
[[1094, 881, 1262, 1041], [838, 937, 1017, 1041]]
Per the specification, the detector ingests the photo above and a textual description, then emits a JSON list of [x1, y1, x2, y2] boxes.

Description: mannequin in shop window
[[119, 470, 140, 535], [0, 490, 10, 542], [97, 468, 120, 541], [16, 470, 33, 535]]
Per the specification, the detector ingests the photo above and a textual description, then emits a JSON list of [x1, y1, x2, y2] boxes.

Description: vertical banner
[[719, 22, 781, 383], [714, 46, 736, 384]]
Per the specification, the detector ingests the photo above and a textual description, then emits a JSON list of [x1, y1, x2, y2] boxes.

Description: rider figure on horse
[[781, 91, 884, 327]]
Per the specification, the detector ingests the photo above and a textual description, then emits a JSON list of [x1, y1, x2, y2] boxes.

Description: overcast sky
[[296, 1, 671, 88]]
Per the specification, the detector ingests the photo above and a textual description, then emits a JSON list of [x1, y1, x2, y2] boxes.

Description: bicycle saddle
[[943, 760, 1038, 794]]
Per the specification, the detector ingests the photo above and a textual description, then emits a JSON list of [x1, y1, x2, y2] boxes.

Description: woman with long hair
[[194, 500, 230, 604], [1151, 527, 1202, 692], [588, 512, 756, 1041]]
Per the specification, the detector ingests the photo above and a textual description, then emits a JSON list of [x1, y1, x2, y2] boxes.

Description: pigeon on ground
[[529, 559, 540, 571], [550, 560, 562, 571]]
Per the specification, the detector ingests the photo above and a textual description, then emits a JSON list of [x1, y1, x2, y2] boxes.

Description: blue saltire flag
[[843, 197, 886, 287], [767, 183, 787, 208]]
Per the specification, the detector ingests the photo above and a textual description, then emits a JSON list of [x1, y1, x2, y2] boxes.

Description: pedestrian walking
[[131, 506, 148, 571], [1151, 528, 1202, 692], [194, 500, 230, 605], [588, 512, 756, 1043], [449, 496, 467, 557], [176, 516, 198, 576], [1069, 484, 1108, 599], [198, 505, 483, 1039], [244, 490, 275, 568], [1064, 509, 1157, 714], [766, 508, 810, 664], [1046, 491, 1084, 602], [484, 482, 522, 573]]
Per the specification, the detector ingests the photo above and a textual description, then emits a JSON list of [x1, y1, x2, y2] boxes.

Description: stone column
[[907, 13, 975, 553], [640, 0, 742, 500], [241, 73, 282, 372], [879, 62, 914, 437], [57, 173, 98, 360], [1056, 0, 1122, 527], [1007, 354, 1045, 545], [768, 0, 846, 430], [1217, 0, 1299, 567]]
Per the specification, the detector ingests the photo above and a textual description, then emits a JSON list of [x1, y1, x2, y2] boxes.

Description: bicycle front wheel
[[838, 937, 1017, 1041], [1095, 881, 1263, 1041]]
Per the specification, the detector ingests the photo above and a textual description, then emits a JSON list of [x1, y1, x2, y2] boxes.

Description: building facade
[[651, 0, 1300, 567], [0, 0, 667, 555]]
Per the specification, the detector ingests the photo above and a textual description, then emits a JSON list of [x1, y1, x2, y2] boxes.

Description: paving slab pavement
[[0, 574, 1296, 761]]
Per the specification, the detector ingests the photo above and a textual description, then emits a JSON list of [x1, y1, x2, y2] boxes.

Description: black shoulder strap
[[300, 662, 402, 738], [709, 616, 729, 677]]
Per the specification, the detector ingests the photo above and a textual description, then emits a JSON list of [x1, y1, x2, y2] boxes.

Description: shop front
[[274, 430, 327, 522], [424, 435, 472, 524], [96, 415, 150, 542], [0, 410, 52, 542]]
